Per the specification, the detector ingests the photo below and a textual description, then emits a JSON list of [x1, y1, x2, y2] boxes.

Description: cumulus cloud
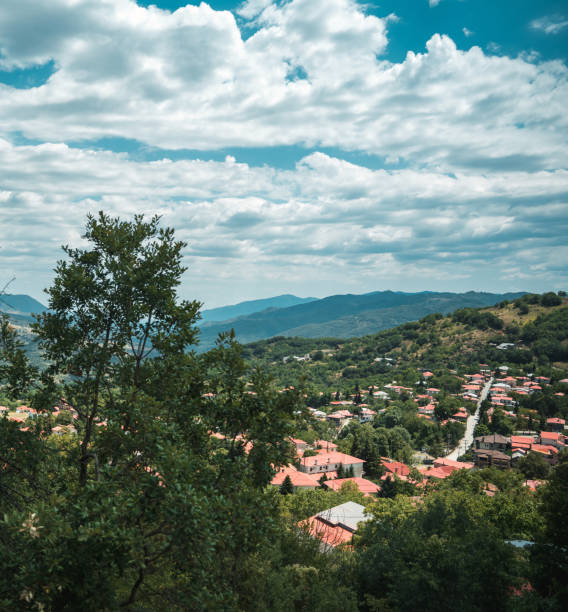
[[530, 15, 568, 35], [0, 1, 565, 174], [462, 27, 473, 37], [0, 139, 566, 305]]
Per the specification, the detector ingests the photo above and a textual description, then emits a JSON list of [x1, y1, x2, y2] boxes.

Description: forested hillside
[[242, 293, 568, 393]]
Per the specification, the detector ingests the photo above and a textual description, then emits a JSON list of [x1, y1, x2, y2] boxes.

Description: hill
[[197, 290, 526, 351], [199, 294, 317, 323], [241, 292, 568, 393], [0, 294, 47, 319]]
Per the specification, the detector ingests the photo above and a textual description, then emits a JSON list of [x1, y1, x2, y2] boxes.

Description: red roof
[[324, 477, 380, 496], [434, 457, 474, 470], [381, 458, 410, 477], [271, 466, 320, 488], [418, 465, 455, 479], [541, 431, 562, 441], [304, 516, 354, 548], [300, 451, 364, 467]]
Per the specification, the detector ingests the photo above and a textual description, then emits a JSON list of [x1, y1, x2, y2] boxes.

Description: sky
[[0, 0, 567, 309]]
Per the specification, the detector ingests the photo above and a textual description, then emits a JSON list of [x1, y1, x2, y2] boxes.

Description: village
[[2, 358, 566, 553]]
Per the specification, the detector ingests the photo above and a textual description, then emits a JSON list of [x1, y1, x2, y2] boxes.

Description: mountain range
[[196, 290, 526, 351], [1, 290, 527, 354]]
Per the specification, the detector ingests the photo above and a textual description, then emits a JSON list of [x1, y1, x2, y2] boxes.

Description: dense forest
[[1, 214, 566, 610]]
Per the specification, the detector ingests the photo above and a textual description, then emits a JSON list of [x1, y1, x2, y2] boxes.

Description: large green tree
[[0, 213, 303, 610]]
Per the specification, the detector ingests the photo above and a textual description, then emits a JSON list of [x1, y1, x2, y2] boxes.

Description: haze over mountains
[[1, 290, 526, 353]]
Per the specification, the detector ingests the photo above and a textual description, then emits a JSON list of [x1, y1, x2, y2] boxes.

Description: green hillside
[[242, 292, 568, 394]]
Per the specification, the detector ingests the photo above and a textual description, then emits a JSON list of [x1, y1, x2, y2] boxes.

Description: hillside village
[[1, 288, 567, 609], [3, 322, 566, 552]]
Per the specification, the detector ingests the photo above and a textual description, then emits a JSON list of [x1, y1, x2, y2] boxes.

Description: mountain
[[240, 293, 568, 392], [199, 294, 317, 323], [0, 294, 47, 320], [196, 290, 526, 351]]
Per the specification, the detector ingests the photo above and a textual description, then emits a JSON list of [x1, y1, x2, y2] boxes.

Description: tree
[[0, 314, 36, 399], [280, 475, 294, 495], [33, 212, 201, 486], [516, 451, 551, 479], [379, 476, 396, 499], [0, 213, 302, 610], [357, 490, 524, 611]]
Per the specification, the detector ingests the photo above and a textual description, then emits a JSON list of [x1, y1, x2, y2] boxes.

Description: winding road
[[445, 377, 493, 461]]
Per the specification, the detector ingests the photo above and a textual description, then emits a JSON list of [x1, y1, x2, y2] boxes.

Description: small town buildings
[[304, 501, 370, 551], [473, 449, 511, 469], [326, 410, 353, 427], [271, 466, 320, 491], [539, 431, 565, 449], [298, 451, 365, 477], [381, 458, 411, 479], [358, 407, 377, 423], [474, 434, 510, 453], [546, 417, 566, 432], [313, 440, 338, 452], [323, 477, 380, 497], [289, 438, 309, 453]]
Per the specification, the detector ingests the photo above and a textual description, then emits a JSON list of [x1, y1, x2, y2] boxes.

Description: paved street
[[445, 377, 493, 460]]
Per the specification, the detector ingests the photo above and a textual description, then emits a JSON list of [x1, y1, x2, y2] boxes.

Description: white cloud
[[0, 1, 564, 174], [0, 139, 566, 306], [530, 15, 568, 35], [462, 27, 473, 37]]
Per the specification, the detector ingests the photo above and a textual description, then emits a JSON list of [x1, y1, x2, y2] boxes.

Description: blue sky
[[0, 0, 567, 308]]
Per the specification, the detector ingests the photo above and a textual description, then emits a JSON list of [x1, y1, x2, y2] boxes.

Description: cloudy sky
[[0, 0, 567, 308]]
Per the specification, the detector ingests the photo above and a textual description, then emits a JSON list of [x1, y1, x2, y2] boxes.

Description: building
[[304, 501, 370, 551], [271, 466, 320, 491], [298, 451, 365, 477], [474, 434, 510, 453], [323, 477, 380, 497], [473, 448, 511, 469]]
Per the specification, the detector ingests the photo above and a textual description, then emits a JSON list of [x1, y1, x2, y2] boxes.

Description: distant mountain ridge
[[199, 294, 317, 323], [197, 290, 526, 351], [0, 294, 47, 320]]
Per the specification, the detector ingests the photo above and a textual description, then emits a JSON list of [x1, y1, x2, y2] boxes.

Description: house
[[474, 434, 510, 453], [452, 408, 469, 422], [298, 451, 365, 477], [289, 437, 309, 453], [539, 431, 565, 449], [358, 408, 377, 423], [313, 440, 338, 452], [546, 417, 566, 432], [381, 458, 411, 480], [323, 477, 381, 497], [271, 466, 320, 491], [426, 388, 440, 397], [511, 435, 537, 451], [418, 464, 455, 480], [304, 501, 370, 551], [326, 410, 353, 427], [528, 445, 559, 465], [434, 457, 474, 471], [473, 449, 511, 469]]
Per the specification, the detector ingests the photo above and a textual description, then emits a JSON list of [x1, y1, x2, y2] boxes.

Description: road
[[445, 377, 493, 460]]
